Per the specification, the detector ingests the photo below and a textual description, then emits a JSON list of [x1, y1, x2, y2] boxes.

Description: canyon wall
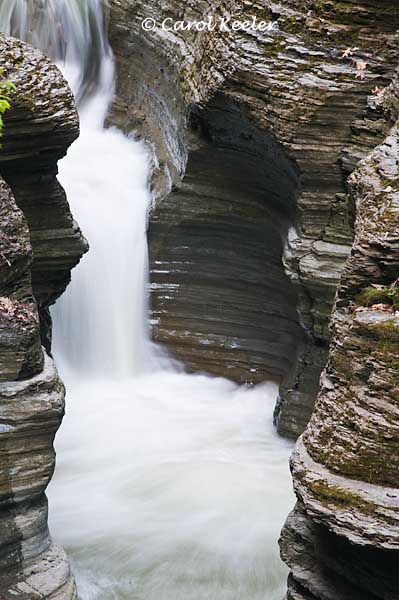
[[0, 35, 86, 598], [280, 71, 399, 600], [107, 5, 399, 594], [109, 0, 399, 437], [0, 2, 397, 597]]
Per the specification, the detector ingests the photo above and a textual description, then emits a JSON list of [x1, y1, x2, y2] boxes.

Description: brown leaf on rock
[[341, 47, 359, 59], [370, 303, 393, 312], [355, 60, 367, 80], [372, 86, 384, 97], [0, 296, 38, 323]]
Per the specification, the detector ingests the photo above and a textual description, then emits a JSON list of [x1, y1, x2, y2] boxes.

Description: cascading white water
[[52, 98, 155, 378], [0, 0, 112, 102], [1, 2, 294, 599]]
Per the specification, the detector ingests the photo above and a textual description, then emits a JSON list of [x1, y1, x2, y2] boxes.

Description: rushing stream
[[0, 1, 294, 598]]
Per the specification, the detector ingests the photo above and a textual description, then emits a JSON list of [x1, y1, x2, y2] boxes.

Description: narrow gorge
[[0, 1, 398, 599]]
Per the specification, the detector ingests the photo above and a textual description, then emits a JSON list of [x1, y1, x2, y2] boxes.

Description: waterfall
[[0, 0, 154, 376], [0, 2, 294, 599], [0, 0, 111, 103]]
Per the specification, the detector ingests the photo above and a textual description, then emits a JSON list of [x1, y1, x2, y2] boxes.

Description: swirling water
[[0, 2, 294, 598]]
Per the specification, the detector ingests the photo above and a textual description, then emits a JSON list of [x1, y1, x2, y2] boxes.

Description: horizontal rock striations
[[0, 35, 85, 599], [0, 177, 77, 599], [0, 178, 42, 381], [109, 0, 399, 435], [280, 71, 399, 599], [0, 34, 88, 352], [148, 96, 303, 382]]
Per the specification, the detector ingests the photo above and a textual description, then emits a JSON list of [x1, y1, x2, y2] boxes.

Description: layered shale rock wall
[[0, 37, 88, 354], [0, 35, 86, 599], [280, 71, 399, 599], [109, 0, 399, 436]]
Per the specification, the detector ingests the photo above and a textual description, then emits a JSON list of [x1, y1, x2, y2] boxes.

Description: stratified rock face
[[149, 95, 302, 382], [0, 177, 77, 598], [0, 179, 42, 381], [280, 73, 399, 598], [0, 34, 88, 352], [109, 0, 399, 435], [0, 35, 84, 599]]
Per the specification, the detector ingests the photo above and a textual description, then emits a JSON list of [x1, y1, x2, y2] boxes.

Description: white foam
[[0, 2, 294, 598]]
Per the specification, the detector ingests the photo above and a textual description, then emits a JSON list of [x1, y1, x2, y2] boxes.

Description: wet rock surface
[[0, 34, 88, 352], [109, 0, 399, 435], [0, 36, 83, 599], [280, 70, 399, 598], [0, 3, 397, 598], [108, 3, 399, 594], [0, 354, 77, 600], [148, 96, 302, 382], [0, 178, 42, 381]]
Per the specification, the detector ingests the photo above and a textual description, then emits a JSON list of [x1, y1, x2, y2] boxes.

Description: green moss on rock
[[356, 286, 392, 307]]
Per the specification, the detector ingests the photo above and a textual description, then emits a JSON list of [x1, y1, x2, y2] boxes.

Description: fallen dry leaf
[[341, 47, 359, 59], [355, 60, 367, 80], [372, 86, 384, 96], [0, 297, 15, 316], [370, 303, 393, 312]]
